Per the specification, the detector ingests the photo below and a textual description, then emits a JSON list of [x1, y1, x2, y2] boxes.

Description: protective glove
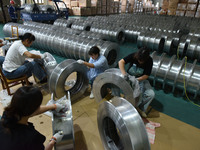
[[123, 73, 129, 81], [77, 59, 84, 64], [2, 41, 7, 45], [51, 131, 64, 143], [54, 103, 68, 113], [40, 53, 48, 59]]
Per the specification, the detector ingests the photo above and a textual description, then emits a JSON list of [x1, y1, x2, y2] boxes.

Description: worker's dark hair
[[88, 46, 100, 56], [134, 47, 150, 63], [19, 33, 35, 43], [1, 86, 42, 130]]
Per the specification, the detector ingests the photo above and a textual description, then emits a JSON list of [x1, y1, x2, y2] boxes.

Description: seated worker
[[77, 46, 109, 99], [118, 47, 155, 118], [2, 33, 47, 84], [0, 86, 66, 150]]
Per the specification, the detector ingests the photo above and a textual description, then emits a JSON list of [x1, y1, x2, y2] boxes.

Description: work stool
[[0, 67, 30, 95]]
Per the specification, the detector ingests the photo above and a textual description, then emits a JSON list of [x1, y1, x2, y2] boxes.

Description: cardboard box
[[71, 1, 79, 7], [121, 5, 127, 13], [187, 4, 197, 11], [197, 4, 200, 11], [177, 3, 187, 10], [101, 5, 107, 14], [91, 7, 97, 15], [79, 0, 91, 7], [72, 7, 85, 15], [97, 7, 101, 14], [185, 10, 195, 17], [91, 0, 97, 6], [187, 0, 198, 3], [179, 0, 188, 3], [102, 0, 107, 5], [176, 10, 185, 16], [168, 8, 177, 15], [162, 0, 169, 10], [121, 0, 127, 5]]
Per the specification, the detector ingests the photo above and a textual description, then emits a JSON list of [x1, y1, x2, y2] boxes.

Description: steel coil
[[93, 68, 136, 106], [150, 51, 200, 99], [53, 92, 74, 150], [49, 59, 89, 100], [3, 23, 119, 67], [98, 97, 150, 150]]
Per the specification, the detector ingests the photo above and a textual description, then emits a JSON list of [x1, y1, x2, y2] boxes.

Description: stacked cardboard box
[[176, 2, 187, 16], [195, 4, 200, 17], [168, 0, 179, 15], [185, 0, 198, 17]]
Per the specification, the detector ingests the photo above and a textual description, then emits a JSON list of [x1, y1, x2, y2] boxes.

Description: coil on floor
[[49, 59, 88, 100], [97, 97, 150, 150], [93, 68, 136, 106]]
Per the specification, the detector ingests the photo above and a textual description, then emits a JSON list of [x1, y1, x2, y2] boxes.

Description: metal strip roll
[[97, 97, 150, 150], [53, 92, 74, 150], [93, 68, 136, 106], [150, 52, 200, 98], [3, 23, 119, 68], [49, 59, 89, 100], [54, 19, 75, 28]]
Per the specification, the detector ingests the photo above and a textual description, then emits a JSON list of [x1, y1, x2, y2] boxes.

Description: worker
[[2, 32, 47, 84], [118, 47, 155, 118], [0, 86, 66, 150], [8, 0, 19, 23], [77, 46, 109, 99]]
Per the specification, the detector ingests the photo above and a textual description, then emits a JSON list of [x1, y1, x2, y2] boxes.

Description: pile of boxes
[[62, 0, 155, 16], [63, 0, 121, 16], [161, 0, 200, 17]]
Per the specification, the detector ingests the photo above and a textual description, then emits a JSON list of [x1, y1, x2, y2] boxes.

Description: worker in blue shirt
[[8, 0, 22, 23], [77, 46, 109, 99]]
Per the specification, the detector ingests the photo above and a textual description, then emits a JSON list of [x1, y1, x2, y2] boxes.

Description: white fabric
[[3, 40, 28, 72]]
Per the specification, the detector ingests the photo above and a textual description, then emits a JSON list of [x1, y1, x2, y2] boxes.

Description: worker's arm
[[23, 51, 42, 59], [118, 59, 126, 75], [137, 75, 149, 81], [30, 105, 56, 117], [45, 140, 55, 150], [83, 61, 95, 68]]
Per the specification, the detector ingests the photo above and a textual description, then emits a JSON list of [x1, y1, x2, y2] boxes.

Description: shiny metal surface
[[49, 59, 88, 100], [93, 68, 136, 106], [97, 97, 150, 150], [150, 51, 200, 98], [3, 23, 119, 67], [52, 92, 74, 150]]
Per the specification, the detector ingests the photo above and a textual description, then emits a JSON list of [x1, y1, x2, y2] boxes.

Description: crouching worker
[[2, 33, 47, 85], [77, 46, 109, 99], [118, 47, 155, 118], [0, 86, 66, 150]]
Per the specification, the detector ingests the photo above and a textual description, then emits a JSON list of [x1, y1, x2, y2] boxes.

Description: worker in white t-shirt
[[2, 33, 47, 84]]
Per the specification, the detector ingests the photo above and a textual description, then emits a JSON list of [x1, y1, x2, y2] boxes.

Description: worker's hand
[[128, 75, 137, 86], [123, 73, 129, 81], [54, 103, 68, 113], [40, 53, 48, 59], [52, 131, 64, 143], [77, 59, 84, 64], [2, 41, 7, 45]]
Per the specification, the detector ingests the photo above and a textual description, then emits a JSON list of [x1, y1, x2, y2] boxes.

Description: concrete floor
[[0, 77, 200, 150]]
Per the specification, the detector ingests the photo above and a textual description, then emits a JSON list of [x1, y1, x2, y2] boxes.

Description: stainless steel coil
[[21, 4, 38, 13], [3, 23, 119, 67], [98, 97, 150, 150], [53, 18, 76, 28], [150, 51, 200, 99], [90, 25, 125, 43], [53, 92, 74, 150], [93, 68, 136, 106], [49, 59, 89, 100], [71, 20, 92, 31]]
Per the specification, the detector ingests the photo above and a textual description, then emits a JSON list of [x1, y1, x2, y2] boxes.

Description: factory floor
[[0, 79, 200, 150]]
